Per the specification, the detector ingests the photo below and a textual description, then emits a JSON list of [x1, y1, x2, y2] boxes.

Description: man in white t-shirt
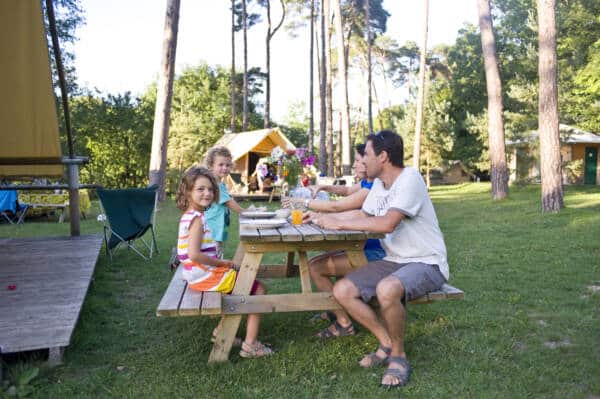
[[307, 130, 449, 388]]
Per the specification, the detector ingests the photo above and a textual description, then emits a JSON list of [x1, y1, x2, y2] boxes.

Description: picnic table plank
[[277, 223, 302, 241], [157, 266, 187, 317], [297, 251, 312, 293], [257, 227, 281, 242], [200, 292, 222, 316], [179, 286, 204, 316], [293, 224, 324, 241]]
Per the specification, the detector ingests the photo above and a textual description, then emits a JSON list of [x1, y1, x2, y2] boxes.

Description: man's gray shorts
[[345, 260, 446, 304]]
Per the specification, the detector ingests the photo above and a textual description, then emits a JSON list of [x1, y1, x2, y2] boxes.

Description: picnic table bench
[[157, 221, 464, 363]]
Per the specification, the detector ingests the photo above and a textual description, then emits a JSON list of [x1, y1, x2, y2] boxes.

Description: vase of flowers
[[267, 146, 316, 190]]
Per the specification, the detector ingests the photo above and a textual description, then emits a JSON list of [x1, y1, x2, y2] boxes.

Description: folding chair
[[0, 190, 28, 224], [97, 185, 159, 260]]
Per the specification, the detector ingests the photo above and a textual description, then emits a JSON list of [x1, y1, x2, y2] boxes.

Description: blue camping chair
[[0, 190, 28, 224], [96, 185, 159, 260]]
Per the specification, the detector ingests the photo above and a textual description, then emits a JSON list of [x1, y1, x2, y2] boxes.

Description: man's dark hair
[[366, 130, 404, 168], [355, 143, 366, 156]]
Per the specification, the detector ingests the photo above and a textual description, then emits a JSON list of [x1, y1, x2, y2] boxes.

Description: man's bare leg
[[376, 276, 409, 386], [333, 278, 392, 366]]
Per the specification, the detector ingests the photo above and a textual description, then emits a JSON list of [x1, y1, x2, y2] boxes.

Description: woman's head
[[176, 166, 220, 211], [204, 146, 233, 179], [353, 143, 367, 180]]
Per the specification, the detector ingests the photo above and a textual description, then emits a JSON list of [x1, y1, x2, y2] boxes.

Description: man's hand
[[303, 210, 319, 223], [315, 214, 343, 230]]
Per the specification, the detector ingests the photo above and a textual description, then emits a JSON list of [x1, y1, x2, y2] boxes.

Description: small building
[[506, 124, 600, 185], [208, 128, 296, 190], [427, 161, 476, 185]]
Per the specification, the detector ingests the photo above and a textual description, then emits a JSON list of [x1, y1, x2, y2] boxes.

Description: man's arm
[[314, 209, 405, 233]]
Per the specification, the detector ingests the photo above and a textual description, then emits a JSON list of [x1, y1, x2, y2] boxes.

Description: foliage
[[1, 366, 39, 398], [66, 92, 154, 188], [163, 64, 265, 194]]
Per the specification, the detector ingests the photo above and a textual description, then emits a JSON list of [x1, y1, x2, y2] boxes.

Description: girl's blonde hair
[[204, 146, 233, 168], [176, 166, 220, 211]]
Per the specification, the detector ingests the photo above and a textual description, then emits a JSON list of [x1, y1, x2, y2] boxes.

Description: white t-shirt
[[361, 167, 449, 280]]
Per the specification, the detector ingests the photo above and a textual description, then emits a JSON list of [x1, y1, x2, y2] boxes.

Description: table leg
[[208, 251, 263, 363], [346, 249, 368, 269], [297, 251, 312, 293], [233, 243, 245, 265], [285, 252, 295, 277]]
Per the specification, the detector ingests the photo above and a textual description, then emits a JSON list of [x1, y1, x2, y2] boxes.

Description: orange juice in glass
[[291, 209, 303, 225]]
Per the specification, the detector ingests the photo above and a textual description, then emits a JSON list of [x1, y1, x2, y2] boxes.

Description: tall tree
[[325, 0, 334, 176], [477, 0, 508, 200], [149, 0, 180, 201], [412, 0, 429, 170], [333, 0, 351, 174], [242, 0, 249, 131], [537, 0, 563, 211], [319, 0, 328, 173], [308, 0, 315, 153], [261, 0, 286, 128], [231, 0, 237, 133], [366, 0, 373, 133]]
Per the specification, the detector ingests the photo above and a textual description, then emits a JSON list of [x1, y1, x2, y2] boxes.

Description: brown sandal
[[239, 341, 274, 358]]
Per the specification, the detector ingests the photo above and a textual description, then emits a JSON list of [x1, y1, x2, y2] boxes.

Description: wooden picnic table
[[208, 220, 384, 362], [157, 220, 464, 363]]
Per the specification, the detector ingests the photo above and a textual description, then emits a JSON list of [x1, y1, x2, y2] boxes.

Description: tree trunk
[[537, 0, 563, 212], [366, 0, 373, 133], [149, 0, 180, 201], [319, 0, 327, 174], [242, 0, 248, 131], [477, 0, 508, 200], [264, 0, 285, 128], [333, 0, 351, 175], [413, 0, 429, 170], [231, 0, 236, 133], [325, 0, 334, 177], [308, 0, 315, 153]]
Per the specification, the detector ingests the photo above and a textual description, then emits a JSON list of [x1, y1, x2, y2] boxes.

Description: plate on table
[[240, 218, 288, 229], [240, 211, 277, 219]]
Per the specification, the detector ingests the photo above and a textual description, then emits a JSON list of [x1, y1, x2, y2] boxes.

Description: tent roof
[[211, 128, 296, 162], [506, 124, 600, 146], [0, 1, 62, 177]]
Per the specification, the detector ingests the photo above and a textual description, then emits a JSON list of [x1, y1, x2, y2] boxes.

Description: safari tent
[[208, 128, 296, 186]]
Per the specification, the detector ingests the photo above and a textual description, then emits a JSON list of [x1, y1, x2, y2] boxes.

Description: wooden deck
[[0, 234, 103, 364]]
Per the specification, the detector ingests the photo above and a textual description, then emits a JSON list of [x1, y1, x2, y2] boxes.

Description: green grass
[[1, 184, 599, 398]]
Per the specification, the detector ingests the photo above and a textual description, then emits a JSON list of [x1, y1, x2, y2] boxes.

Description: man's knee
[[376, 276, 404, 304], [333, 278, 359, 301]]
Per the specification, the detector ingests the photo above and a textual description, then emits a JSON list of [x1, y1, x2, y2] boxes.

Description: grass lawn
[[1, 183, 599, 398]]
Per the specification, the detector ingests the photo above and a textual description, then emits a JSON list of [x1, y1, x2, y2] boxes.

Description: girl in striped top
[[176, 166, 273, 358]]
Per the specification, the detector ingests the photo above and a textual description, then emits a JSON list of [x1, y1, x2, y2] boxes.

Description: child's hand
[[218, 259, 238, 270]]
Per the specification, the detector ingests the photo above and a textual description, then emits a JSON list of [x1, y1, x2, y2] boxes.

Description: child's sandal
[[239, 341, 274, 358]]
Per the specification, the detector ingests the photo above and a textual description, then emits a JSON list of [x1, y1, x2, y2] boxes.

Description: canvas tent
[[208, 128, 296, 185], [0, 0, 63, 177]]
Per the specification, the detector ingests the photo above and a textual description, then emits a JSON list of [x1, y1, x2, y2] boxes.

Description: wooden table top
[[239, 220, 384, 243]]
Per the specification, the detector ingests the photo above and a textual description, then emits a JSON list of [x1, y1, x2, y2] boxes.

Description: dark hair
[[355, 143, 366, 156], [366, 130, 404, 168], [176, 166, 220, 211], [204, 146, 232, 168]]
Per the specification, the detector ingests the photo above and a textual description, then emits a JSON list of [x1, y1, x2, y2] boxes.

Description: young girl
[[203, 146, 247, 259], [176, 166, 273, 358]]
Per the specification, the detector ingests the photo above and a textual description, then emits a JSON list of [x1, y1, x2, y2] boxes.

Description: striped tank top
[[177, 210, 236, 292]]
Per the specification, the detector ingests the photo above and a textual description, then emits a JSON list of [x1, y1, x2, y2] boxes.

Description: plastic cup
[[291, 209, 303, 225]]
